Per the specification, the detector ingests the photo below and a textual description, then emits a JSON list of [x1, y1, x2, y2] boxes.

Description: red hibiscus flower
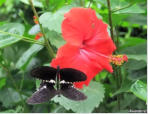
[[51, 8, 116, 88]]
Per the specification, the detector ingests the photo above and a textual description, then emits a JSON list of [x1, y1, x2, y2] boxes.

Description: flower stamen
[[109, 54, 128, 66]]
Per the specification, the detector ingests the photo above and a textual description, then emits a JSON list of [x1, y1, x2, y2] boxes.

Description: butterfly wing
[[27, 82, 56, 104], [31, 66, 57, 80], [60, 84, 87, 101], [60, 68, 87, 83]]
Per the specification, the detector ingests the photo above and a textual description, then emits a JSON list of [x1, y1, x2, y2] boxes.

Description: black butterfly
[[27, 66, 87, 104]]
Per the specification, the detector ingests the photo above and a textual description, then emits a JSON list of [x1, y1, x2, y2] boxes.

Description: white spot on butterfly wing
[[35, 85, 47, 92], [48, 79, 55, 83], [39, 85, 47, 90], [60, 80, 66, 84], [41, 79, 55, 83], [60, 80, 73, 84], [43, 85, 47, 89], [45, 80, 48, 82]]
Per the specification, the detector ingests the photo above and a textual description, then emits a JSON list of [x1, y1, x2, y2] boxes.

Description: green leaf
[[0, 0, 6, 6], [0, 77, 6, 89], [16, 43, 43, 70], [44, 0, 67, 11], [125, 59, 146, 71], [120, 37, 146, 49], [0, 109, 16, 113], [97, 0, 145, 14], [46, 30, 65, 48], [28, 24, 40, 35], [39, 6, 72, 33], [0, 23, 25, 48], [0, 88, 22, 107], [125, 59, 147, 81], [51, 106, 68, 113], [0, 105, 24, 113], [125, 14, 147, 25], [53, 81, 105, 113], [125, 0, 147, 4], [20, 0, 43, 8], [128, 68, 146, 81], [114, 4, 145, 14], [127, 54, 147, 62], [112, 79, 133, 97], [120, 42, 146, 54], [130, 80, 147, 102], [0, 68, 7, 78], [0, 21, 8, 26], [95, 71, 108, 81], [110, 0, 129, 10], [3, 44, 25, 63], [15, 105, 24, 112], [102, 13, 128, 26], [121, 42, 146, 81]]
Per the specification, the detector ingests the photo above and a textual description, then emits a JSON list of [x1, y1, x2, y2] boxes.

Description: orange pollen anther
[[109, 54, 128, 66]]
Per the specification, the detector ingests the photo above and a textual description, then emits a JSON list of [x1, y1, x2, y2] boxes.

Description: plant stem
[[106, 0, 115, 44], [115, 66, 120, 110], [29, 0, 55, 59], [22, 38, 45, 45], [107, 0, 121, 111], [80, 0, 85, 7], [115, 27, 122, 87], [0, 30, 45, 45], [19, 72, 25, 91], [88, 0, 93, 8], [45, 0, 49, 9], [115, 27, 119, 52], [118, 67, 122, 87]]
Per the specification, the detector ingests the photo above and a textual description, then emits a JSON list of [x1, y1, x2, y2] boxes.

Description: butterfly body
[[27, 66, 87, 104]]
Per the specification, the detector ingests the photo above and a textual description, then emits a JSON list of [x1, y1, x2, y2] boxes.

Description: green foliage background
[[0, 0, 147, 113]]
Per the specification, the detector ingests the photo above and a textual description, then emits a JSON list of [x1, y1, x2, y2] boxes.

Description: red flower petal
[[56, 43, 79, 58], [84, 19, 116, 55], [62, 8, 98, 46]]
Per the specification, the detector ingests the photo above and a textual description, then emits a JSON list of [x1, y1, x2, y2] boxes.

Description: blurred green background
[[0, 0, 147, 113]]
